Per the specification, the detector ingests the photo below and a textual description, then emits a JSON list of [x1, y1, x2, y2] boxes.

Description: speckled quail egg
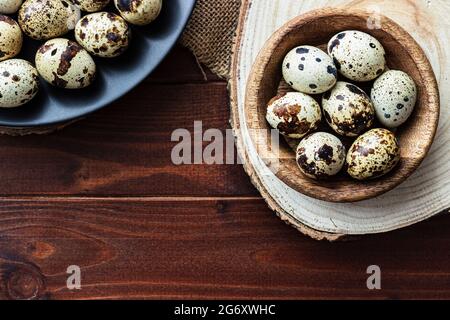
[[371, 70, 417, 128], [282, 45, 338, 94], [328, 30, 386, 82], [266, 92, 322, 139], [347, 128, 400, 180], [322, 81, 375, 137], [70, 0, 110, 12], [0, 15, 23, 62], [0, 0, 23, 14], [296, 132, 346, 179], [36, 38, 96, 89], [0, 59, 39, 108], [115, 0, 162, 26], [75, 12, 131, 58], [18, 0, 80, 40]]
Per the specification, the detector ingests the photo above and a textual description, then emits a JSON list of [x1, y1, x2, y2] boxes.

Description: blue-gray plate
[[0, 0, 196, 127]]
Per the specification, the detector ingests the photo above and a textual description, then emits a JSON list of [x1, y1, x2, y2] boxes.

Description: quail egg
[[0, 0, 23, 14], [347, 128, 400, 180], [70, 0, 110, 12], [322, 81, 375, 137], [328, 30, 386, 82], [115, 0, 162, 26], [0, 15, 23, 62], [282, 45, 338, 94], [75, 12, 131, 58], [296, 132, 346, 179], [18, 0, 80, 40], [0, 59, 39, 108], [371, 70, 417, 128], [35, 38, 96, 89], [266, 92, 322, 139]]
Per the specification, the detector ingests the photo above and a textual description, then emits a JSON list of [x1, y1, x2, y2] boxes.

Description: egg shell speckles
[[36, 38, 96, 89], [296, 132, 346, 179], [266, 92, 322, 139], [371, 70, 417, 128], [328, 30, 386, 82], [322, 81, 375, 137], [71, 0, 111, 12], [282, 45, 337, 94], [347, 128, 400, 180], [0, 0, 23, 14], [0, 15, 23, 62], [0, 59, 39, 108], [75, 12, 131, 58], [18, 0, 80, 40], [115, 0, 162, 26]]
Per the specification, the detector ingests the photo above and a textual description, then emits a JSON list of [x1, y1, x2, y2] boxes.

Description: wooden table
[[0, 45, 448, 300]]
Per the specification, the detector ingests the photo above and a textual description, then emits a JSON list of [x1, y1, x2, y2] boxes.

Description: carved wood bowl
[[245, 8, 439, 203]]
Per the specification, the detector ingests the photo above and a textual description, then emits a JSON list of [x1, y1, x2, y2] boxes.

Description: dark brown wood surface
[[244, 9, 440, 203], [0, 45, 448, 300]]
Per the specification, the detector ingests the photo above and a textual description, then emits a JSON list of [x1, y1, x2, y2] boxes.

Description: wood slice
[[229, 0, 450, 240]]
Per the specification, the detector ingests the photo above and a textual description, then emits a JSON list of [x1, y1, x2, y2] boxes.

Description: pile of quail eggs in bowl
[[266, 30, 418, 181], [0, 0, 162, 108]]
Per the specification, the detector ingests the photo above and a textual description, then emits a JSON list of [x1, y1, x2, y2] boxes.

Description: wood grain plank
[[0, 82, 256, 197], [0, 198, 448, 300]]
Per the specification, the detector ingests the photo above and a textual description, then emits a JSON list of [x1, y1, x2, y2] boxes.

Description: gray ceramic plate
[[0, 0, 196, 127]]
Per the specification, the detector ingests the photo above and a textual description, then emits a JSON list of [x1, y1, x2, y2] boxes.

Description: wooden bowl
[[245, 8, 440, 203]]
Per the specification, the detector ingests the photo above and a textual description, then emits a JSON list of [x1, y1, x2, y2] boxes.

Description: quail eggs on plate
[[75, 12, 131, 58], [0, 0, 23, 14], [35, 38, 96, 89], [347, 128, 400, 180], [18, 0, 80, 40], [71, 0, 111, 12], [115, 0, 163, 26], [371, 70, 417, 128], [0, 15, 23, 62], [282, 45, 338, 94], [266, 92, 322, 139], [0, 59, 39, 108], [328, 30, 386, 82], [296, 132, 346, 179], [322, 81, 375, 137]]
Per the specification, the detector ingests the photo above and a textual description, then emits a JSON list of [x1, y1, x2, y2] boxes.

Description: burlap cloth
[[0, 0, 240, 135]]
